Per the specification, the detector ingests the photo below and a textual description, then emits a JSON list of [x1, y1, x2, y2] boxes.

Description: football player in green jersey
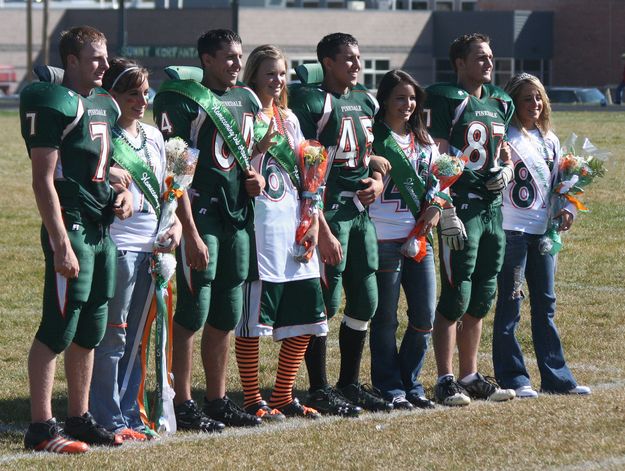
[[153, 29, 266, 430], [20, 26, 132, 453], [290, 33, 392, 414], [425, 33, 516, 406]]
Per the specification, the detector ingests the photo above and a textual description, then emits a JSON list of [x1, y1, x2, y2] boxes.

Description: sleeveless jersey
[[253, 109, 320, 282], [20, 82, 120, 220], [110, 123, 167, 251], [289, 84, 379, 197], [502, 127, 560, 235], [153, 82, 260, 228], [369, 130, 439, 240], [425, 83, 514, 201]]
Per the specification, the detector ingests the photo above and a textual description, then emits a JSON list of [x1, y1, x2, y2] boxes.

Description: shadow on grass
[[0, 385, 307, 431]]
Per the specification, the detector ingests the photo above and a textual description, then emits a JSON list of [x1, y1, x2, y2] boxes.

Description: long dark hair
[[375, 69, 430, 147]]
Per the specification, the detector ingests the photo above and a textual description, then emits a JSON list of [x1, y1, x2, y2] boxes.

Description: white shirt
[[110, 123, 167, 251], [369, 131, 439, 240], [502, 126, 561, 234], [252, 109, 320, 282]]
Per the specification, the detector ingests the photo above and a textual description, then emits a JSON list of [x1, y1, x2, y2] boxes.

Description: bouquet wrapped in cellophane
[[139, 137, 198, 435], [539, 133, 607, 255], [294, 139, 328, 263], [400, 153, 467, 261]]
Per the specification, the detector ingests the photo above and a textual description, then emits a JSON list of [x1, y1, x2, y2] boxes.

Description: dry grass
[[1, 109, 624, 470]]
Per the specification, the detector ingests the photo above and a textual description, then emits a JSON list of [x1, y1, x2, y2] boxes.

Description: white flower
[[164, 137, 188, 160]]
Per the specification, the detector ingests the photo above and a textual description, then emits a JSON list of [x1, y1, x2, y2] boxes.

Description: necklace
[[113, 122, 154, 170], [272, 104, 294, 150]]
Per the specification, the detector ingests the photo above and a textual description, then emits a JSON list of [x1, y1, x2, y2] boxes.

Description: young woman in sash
[[493, 73, 590, 398], [368, 69, 440, 409], [91, 58, 181, 440], [234, 45, 328, 420]]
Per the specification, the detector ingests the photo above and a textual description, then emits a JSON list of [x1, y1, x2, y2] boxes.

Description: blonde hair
[[243, 44, 289, 111], [504, 73, 553, 134]]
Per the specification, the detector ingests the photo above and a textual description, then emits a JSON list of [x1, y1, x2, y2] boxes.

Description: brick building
[[0, 0, 621, 91]]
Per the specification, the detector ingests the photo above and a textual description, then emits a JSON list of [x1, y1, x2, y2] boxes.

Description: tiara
[[515, 72, 538, 82]]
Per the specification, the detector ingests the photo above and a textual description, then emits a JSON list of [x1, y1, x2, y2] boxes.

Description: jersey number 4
[[333, 116, 373, 168]]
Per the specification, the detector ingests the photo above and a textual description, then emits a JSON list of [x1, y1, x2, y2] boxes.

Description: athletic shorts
[[437, 197, 506, 321], [236, 278, 328, 341], [37, 211, 117, 353], [174, 201, 249, 332], [321, 194, 378, 321]]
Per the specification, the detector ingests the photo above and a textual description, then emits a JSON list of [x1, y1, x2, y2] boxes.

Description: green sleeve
[[152, 91, 198, 143], [424, 90, 453, 141], [289, 86, 321, 140], [19, 83, 78, 152]]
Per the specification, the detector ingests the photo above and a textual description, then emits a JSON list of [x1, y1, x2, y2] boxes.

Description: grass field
[[1, 109, 625, 470]]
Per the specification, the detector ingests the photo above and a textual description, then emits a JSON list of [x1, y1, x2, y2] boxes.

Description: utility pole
[[232, 0, 239, 34], [43, 0, 49, 65], [27, 0, 32, 82], [118, 0, 127, 55]]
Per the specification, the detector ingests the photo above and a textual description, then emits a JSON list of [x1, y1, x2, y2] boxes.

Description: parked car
[[546, 87, 607, 106]]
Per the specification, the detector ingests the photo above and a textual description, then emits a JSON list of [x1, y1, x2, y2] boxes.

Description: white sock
[[437, 374, 454, 384], [459, 372, 478, 385]]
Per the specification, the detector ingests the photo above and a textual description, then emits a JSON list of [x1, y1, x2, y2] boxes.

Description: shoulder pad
[[295, 63, 324, 85], [483, 84, 513, 102], [20, 82, 79, 118], [163, 66, 203, 82], [426, 83, 468, 100], [33, 65, 64, 84]]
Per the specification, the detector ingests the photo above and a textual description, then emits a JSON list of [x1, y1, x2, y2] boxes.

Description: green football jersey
[[153, 82, 260, 228], [290, 84, 378, 195], [20, 82, 119, 221], [425, 83, 514, 200]]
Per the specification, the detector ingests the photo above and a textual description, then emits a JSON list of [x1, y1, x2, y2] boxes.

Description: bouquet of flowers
[[294, 139, 328, 263], [539, 134, 607, 255], [140, 137, 198, 434], [401, 153, 467, 262]]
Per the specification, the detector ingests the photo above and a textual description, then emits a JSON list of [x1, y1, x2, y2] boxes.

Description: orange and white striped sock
[[269, 335, 311, 409], [235, 336, 263, 409]]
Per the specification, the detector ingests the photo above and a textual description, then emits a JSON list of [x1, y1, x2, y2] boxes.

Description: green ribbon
[[254, 118, 301, 189], [152, 284, 167, 428], [374, 122, 428, 220], [112, 137, 162, 217], [159, 79, 251, 171]]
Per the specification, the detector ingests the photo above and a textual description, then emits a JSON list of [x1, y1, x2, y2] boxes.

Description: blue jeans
[[492, 231, 577, 392], [370, 241, 436, 400], [91, 250, 152, 432]]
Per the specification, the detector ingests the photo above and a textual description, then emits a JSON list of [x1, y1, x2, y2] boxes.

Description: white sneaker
[[515, 385, 539, 399], [460, 373, 515, 402], [567, 385, 591, 395]]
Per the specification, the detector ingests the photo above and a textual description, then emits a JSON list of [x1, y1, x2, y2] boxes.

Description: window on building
[[434, 58, 455, 83], [289, 58, 319, 82], [494, 58, 512, 87], [435, 0, 452, 11], [364, 59, 390, 90], [460, 0, 475, 10], [514, 58, 551, 86], [411, 0, 428, 9]]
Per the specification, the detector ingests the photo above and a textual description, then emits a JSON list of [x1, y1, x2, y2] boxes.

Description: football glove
[[485, 165, 514, 193], [440, 207, 467, 251]]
